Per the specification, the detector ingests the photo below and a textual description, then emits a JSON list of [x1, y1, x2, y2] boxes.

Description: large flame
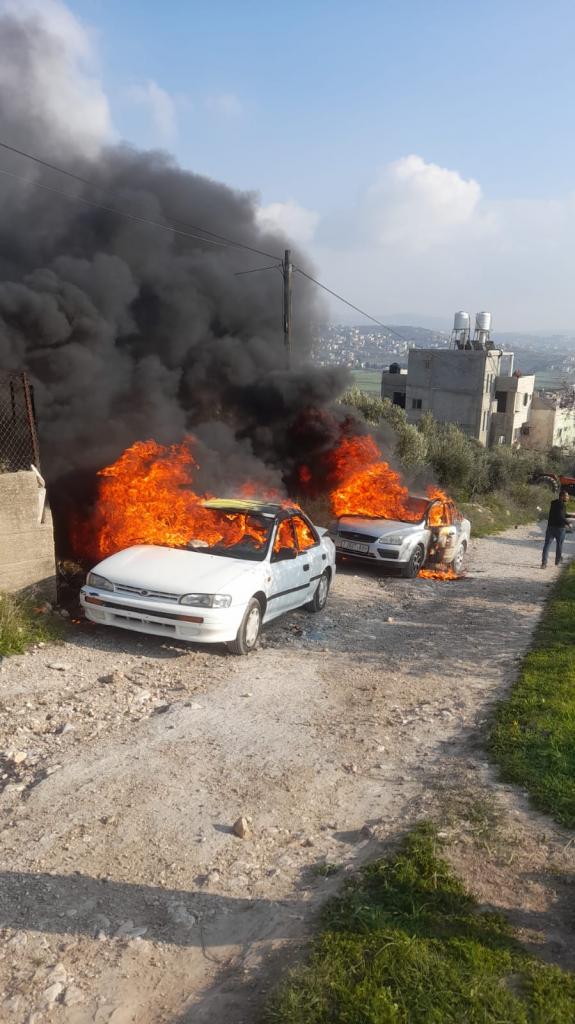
[[327, 436, 417, 521], [73, 438, 283, 561]]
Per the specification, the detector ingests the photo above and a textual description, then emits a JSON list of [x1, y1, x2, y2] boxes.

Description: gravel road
[[1, 521, 574, 1024]]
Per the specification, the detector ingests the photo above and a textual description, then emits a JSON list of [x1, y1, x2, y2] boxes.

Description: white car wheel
[[305, 569, 330, 612], [227, 598, 262, 656], [245, 605, 261, 646]]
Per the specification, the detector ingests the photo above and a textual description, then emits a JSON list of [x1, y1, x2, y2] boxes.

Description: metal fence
[[0, 371, 40, 473]]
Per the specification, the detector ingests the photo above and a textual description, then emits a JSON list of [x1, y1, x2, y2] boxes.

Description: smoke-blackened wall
[[0, 4, 349, 496]]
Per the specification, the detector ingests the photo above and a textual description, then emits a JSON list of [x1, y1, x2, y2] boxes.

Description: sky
[[7, 0, 575, 331]]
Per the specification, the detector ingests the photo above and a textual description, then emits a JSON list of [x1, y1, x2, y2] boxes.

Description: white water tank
[[454, 311, 470, 332], [475, 311, 492, 332]]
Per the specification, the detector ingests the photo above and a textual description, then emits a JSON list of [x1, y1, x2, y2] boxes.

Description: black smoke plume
[[0, 3, 351, 533]]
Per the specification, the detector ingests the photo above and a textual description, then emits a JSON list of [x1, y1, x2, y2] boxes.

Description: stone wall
[[0, 470, 56, 599]]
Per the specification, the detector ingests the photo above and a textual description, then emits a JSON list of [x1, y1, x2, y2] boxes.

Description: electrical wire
[[0, 138, 282, 261], [294, 266, 407, 341], [0, 138, 408, 339]]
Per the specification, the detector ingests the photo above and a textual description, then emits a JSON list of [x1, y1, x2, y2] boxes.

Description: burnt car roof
[[201, 498, 300, 519]]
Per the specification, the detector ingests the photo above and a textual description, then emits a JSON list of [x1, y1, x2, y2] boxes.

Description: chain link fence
[[0, 371, 40, 473]]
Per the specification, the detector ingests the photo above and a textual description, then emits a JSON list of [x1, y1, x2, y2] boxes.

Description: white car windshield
[[181, 508, 274, 561]]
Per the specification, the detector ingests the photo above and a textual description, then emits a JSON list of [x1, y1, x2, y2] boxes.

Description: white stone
[[42, 981, 64, 1006]]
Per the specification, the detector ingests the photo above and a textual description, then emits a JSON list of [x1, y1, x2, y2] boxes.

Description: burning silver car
[[329, 495, 470, 577]]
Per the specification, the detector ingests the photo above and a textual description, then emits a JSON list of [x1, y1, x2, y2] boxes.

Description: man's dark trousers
[[542, 526, 566, 567]]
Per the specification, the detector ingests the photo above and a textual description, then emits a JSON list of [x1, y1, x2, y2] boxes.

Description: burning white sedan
[[81, 499, 335, 654]]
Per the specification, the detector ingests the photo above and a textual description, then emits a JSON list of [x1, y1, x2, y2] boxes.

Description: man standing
[[541, 490, 573, 568]]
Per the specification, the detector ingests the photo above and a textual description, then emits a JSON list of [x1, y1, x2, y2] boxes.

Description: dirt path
[[1, 521, 575, 1023]]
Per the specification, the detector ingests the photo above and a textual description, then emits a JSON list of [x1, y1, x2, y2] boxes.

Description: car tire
[[227, 598, 262, 656], [402, 544, 425, 579], [452, 541, 467, 574], [305, 570, 330, 612]]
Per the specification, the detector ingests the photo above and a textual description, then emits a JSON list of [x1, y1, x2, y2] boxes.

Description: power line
[[0, 138, 407, 344], [294, 267, 407, 342], [0, 138, 281, 261]]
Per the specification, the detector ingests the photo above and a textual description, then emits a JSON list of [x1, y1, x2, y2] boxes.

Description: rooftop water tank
[[454, 311, 470, 332], [475, 311, 492, 332]]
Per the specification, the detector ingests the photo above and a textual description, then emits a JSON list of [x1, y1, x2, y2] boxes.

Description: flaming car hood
[[91, 545, 261, 595], [337, 515, 424, 535]]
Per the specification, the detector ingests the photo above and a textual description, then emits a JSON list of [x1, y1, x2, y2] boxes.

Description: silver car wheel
[[453, 543, 466, 574], [412, 546, 424, 572]]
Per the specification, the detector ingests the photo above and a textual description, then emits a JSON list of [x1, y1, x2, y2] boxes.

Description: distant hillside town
[[313, 321, 575, 383], [313, 323, 449, 369]]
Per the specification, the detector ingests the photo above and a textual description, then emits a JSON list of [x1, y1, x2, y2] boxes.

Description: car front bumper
[[80, 588, 246, 644], [333, 537, 409, 566]]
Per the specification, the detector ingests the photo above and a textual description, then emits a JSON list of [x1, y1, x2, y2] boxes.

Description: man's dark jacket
[[547, 499, 571, 529]]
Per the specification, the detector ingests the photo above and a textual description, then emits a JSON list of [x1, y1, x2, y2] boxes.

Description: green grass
[[310, 862, 341, 878], [0, 594, 62, 656], [350, 369, 383, 395], [263, 824, 575, 1023], [490, 563, 575, 828]]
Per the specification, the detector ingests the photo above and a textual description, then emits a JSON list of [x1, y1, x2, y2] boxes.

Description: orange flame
[[420, 566, 461, 580], [73, 438, 282, 561], [327, 436, 416, 520]]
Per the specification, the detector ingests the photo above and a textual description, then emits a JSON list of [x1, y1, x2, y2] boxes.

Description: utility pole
[[282, 249, 292, 367]]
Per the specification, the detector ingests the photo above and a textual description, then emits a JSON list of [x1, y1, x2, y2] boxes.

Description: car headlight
[[86, 572, 114, 591], [377, 534, 406, 546], [179, 593, 232, 608]]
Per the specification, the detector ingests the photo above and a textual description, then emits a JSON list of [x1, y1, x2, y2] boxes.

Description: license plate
[[338, 539, 369, 554]]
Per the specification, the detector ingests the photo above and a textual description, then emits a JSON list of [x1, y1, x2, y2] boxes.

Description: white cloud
[[205, 93, 243, 117], [257, 199, 320, 246], [129, 79, 178, 142], [0, 0, 112, 158], [310, 154, 575, 331], [360, 155, 486, 249]]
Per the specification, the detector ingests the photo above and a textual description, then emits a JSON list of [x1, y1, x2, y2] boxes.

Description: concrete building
[[522, 391, 575, 451], [490, 371, 534, 446], [381, 311, 535, 447], [381, 363, 407, 407]]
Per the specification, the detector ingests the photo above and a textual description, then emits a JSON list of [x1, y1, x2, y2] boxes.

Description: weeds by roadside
[[263, 823, 575, 1023], [460, 485, 551, 537], [490, 563, 575, 829], [0, 594, 62, 656]]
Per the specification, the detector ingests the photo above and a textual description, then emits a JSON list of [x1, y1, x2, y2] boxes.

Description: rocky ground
[[1, 522, 574, 1024]]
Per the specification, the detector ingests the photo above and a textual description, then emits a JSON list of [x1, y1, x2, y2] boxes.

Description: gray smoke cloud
[[0, 2, 349, 494]]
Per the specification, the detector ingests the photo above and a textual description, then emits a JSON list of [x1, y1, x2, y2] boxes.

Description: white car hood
[[91, 545, 260, 595], [337, 515, 423, 536]]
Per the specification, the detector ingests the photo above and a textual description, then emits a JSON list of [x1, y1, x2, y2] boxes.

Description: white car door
[[291, 513, 324, 606], [267, 518, 309, 616]]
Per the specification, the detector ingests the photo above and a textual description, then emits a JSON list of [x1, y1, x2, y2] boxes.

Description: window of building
[[411, 398, 422, 410], [495, 391, 507, 413], [523, 393, 529, 406], [482, 410, 487, 431], [425, 358, 431, 369], [392, 391, 406, 408]]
